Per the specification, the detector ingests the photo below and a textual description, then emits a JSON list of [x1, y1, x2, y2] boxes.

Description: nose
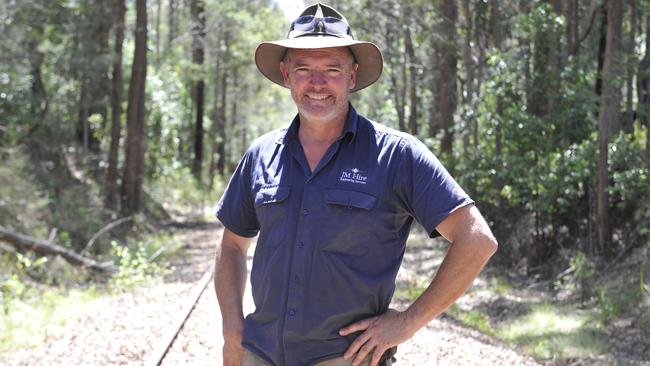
[[309, 70, 326, 85]]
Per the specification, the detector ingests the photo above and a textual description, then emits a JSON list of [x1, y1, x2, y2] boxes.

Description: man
[[214, 3, 497, 366]]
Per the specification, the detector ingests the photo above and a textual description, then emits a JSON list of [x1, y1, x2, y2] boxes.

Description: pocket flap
[[325, 189, 377, 210], [254, 185, 291, 208]]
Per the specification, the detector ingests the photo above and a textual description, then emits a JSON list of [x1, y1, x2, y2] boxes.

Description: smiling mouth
[[306, 93, 331, 100]]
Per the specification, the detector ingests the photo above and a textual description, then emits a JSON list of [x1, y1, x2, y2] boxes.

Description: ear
[[279, 62, 291, 87], [348, 63, 359, 90]]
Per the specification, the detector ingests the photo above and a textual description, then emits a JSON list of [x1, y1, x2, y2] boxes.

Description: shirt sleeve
[[215, 150, 260, 238], [393, 137, 474, 238]]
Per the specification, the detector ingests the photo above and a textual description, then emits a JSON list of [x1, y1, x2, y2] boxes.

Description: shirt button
[[297, 241, 304, 249], [306, 179, 313, 184], [288, 308, 296, 316], [292, 275, 300, 283], [301, 209, 308, 216]]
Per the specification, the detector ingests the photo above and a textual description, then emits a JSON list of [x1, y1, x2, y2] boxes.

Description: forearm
[[403, 233, 497, 332], [214, 239, 248, 340]]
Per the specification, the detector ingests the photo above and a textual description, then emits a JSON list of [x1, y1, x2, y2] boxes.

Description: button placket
[[285, 177, 312, 326]]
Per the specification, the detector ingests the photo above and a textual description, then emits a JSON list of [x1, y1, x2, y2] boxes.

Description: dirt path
[[2, 224, 538, 366]]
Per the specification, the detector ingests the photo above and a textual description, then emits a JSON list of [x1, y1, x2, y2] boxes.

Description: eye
[[327, 68, 341, 75]]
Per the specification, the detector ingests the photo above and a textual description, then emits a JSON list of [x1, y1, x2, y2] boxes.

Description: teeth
[[307, 94, 329, 100]]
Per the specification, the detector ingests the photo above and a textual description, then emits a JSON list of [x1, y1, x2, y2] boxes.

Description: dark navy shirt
[[216, 105, 473, 366]]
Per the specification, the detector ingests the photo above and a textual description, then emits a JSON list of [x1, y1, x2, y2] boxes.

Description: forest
[[1, 0, 649, 364]]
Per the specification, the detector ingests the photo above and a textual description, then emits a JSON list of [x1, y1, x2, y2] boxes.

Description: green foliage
[[393, 280, 427, 302], [554, 251, 595, 297], [641, 267, 650, 297], [109, 240, 165, 289], [594, 286, 619, 324], [0, 285, 101, 355], [147, 167, 225, 221], [447, 304, 495, 337], [497, 303, 605, 361], [453, 0, 649, 267], [490, 277, 513, 296], [0, 148, 50, 235]]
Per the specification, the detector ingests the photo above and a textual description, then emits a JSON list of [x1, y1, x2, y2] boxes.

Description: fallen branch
[[0, 226, 115, 273], [0, 241, 17, 254], [81, 216, 132, 255]]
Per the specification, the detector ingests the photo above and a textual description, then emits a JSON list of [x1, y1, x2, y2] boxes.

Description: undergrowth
[[0, 144, 219, 356]]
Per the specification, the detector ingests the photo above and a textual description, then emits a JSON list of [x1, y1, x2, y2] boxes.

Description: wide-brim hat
[[255, 3, 383, 93]]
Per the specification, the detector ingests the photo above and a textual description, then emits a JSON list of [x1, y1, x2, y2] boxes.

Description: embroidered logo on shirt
[[339, 168, 368, 185]]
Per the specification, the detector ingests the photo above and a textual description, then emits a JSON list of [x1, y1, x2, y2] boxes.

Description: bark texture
[[597, 0, 623, 254], [121, 0, 148, 215]]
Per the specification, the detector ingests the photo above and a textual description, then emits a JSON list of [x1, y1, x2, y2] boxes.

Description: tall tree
[[566, 0, 578, 59], [405, 19, 418, 136], [438, 0, 458, 156], [28, 27, 48, 121], [121, 0, 148, 214], [213, 30, 230, 177], [624, 0, 637, 133], [641, 14, 650, 169], [76, 0, 112, 152], [595, 4, 608, 99], [597, 0, 623, 254], [167, 0, 178, 50], [105, 0, 126, 210], [190, 0, 206, 180], [529, 2, 560, 119], [386, 16, 407, 132], [461, 0, 474, 151], [491, 0, 503, 157]]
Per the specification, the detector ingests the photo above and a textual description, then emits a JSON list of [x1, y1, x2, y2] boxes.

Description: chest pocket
[[254, 185, 291, 247], [323, 189, 378, 256], [325, 189, 377, 210]]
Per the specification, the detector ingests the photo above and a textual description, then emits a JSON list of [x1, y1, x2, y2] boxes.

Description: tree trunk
[[548, 0, 563, 113], [461, 0, 473, 151], [216, 33, 230, 176], [76, 0, 112, 152], [209, 41, 222, 189], [597, 0, 623, 254], [121, 0, 148, 215], [167, 0, 177, 50], [105, 0, 126, 210], [491, 1, 503, 157], [29, 38, 48, 120], [191, 0, 206, 181], [405, 24, 418, 136], [155, 0, 162, 67], [438, 0, 458, 156], [428, 43, 438, 138], [474, 18, 485, 146], [641, 15, 650, 169], [549, 0, 566, 69], [566, 0, 578, 57], [385, 20, 405, 132], [529, 1, 560, 118], [624, 0, 637, 133], [217, 70, 227, 176], [230, 67, 239, 172], [595, 4, 607, 99]]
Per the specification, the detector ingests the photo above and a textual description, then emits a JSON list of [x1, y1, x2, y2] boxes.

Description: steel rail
[[147, 266, 214, 366]]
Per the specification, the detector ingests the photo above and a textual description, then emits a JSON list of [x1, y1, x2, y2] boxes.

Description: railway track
[[147, 266, 214, 366]]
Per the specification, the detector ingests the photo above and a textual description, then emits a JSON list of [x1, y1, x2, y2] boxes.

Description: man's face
[[279, 47, 358, 124]]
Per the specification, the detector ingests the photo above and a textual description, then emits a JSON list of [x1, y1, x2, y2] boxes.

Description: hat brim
[[255, 36, 383, 93]]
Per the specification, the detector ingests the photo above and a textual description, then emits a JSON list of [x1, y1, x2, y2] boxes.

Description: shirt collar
[[276, 103, 359, 145]]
